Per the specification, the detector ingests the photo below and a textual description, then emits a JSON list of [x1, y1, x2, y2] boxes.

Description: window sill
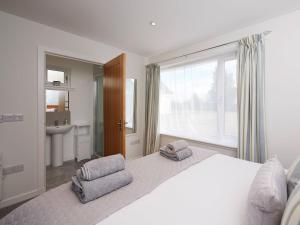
[[160, 133, 237, 150]]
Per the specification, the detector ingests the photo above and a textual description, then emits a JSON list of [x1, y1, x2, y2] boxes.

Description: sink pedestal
[[46, 125, 73, 167], [51, 134, 63, 167]]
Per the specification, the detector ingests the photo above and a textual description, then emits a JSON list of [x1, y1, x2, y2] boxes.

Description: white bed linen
[[98, 154, 261, 225]]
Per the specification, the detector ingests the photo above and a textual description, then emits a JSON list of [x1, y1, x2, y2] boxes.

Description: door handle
[[117, 121, 127, 126], [117, 120, 124, 131]]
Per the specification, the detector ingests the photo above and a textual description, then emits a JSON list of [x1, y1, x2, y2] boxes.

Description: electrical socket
[[3, 164, 24, 176], [130, 139, 140, 145]]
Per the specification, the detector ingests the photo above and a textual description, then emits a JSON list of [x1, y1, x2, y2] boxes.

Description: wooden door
[[103, 53, 126, 157]]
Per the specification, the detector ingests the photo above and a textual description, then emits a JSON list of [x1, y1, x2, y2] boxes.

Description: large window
[[159, 53, 237, 147]]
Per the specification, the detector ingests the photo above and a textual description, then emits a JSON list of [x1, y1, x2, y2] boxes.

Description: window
[[46, 67, 70, 87], [47, 70, 65, 83], [159, 53, 237, 147]]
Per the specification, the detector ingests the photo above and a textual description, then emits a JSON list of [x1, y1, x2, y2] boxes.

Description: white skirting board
[[0, 188, 43, 209]]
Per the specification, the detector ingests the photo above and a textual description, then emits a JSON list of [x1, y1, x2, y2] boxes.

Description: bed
[[99, 154, 261, 225], [0, 147, 261, 225]]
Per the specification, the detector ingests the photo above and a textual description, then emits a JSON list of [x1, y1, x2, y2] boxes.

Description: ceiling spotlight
[[150, 21, 157, 26]]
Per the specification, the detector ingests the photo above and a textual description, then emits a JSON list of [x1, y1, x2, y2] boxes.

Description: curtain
[[237, 34, 267, 163], [144, 64, 160, 155]]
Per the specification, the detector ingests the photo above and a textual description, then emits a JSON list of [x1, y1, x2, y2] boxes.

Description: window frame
[[159, 51, 238, 148]]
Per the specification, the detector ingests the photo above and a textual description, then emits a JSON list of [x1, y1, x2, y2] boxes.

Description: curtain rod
[[155, 31, 272, 65]]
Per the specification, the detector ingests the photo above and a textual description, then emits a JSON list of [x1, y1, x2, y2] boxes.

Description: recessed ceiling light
[[150, 21, 157, 26]]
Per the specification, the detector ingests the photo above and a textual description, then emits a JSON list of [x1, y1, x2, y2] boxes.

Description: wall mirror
[[46, 89, 70, 112], [126, 78, 137, 134]]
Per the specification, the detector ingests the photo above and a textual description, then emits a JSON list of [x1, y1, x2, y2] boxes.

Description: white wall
[[0, 11, 146, 207], [46, 55, 94, 163], [150, 10, 300, 168]]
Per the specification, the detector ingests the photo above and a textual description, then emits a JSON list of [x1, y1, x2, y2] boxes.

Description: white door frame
[[37, 46, 102, 192]]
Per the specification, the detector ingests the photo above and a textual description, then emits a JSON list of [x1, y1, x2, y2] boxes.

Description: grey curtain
[[144, 64, 160, 155], [237, 34, 267, 163]]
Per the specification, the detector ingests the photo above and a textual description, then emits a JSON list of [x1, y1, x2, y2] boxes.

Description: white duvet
[[98, 154, 261, 225]]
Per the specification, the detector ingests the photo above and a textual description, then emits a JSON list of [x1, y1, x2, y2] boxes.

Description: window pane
[[160, 55, 238, 147], [224, 59, 237, 138], [47, 69, 65, 83], [160, 61, 218, 141]]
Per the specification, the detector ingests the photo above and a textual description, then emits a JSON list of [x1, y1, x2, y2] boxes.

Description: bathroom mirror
[[46, 89, 69, 112], [126, 78, 137, 134]]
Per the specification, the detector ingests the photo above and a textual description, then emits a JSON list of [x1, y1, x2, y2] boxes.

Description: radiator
[[0, 152, 3, 201]]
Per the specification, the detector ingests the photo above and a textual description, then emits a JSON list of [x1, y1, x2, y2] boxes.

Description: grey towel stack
[[160, 140, 193, 161], [72, 154, 133, 203], [80, 154, 125, 180]]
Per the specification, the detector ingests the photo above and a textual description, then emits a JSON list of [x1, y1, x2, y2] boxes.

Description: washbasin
[[46, 125, 73, 135]]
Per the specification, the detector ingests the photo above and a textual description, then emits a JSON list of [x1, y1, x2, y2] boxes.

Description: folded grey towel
[[167, 140, 189, 152], [80, 154, 125, 181], [160, 147, 193, 161], [72, 170, 133, 203]]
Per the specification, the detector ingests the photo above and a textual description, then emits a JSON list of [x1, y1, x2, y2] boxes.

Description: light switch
[[1, 114, 24, 123], [14, 114, 24, 121], [2, 114, 14, 122]]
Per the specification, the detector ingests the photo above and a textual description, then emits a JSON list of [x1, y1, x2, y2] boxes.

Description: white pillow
[[281, 182, 300, 225], [248, 157, 287, 225], [286, 156, 300, 196]]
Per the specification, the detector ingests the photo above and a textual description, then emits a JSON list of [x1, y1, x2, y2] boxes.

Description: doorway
[[45, 54, 103, 190], [38, 48, 126, 192]]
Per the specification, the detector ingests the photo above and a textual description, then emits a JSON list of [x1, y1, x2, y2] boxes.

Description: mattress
[[98, 154, 261, 225]]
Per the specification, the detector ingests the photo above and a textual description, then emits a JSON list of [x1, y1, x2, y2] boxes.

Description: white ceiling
[[0, 0, 299, 56]]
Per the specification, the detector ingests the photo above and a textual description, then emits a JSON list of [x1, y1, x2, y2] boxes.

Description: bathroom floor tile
[[46, 157, 96, 191]]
